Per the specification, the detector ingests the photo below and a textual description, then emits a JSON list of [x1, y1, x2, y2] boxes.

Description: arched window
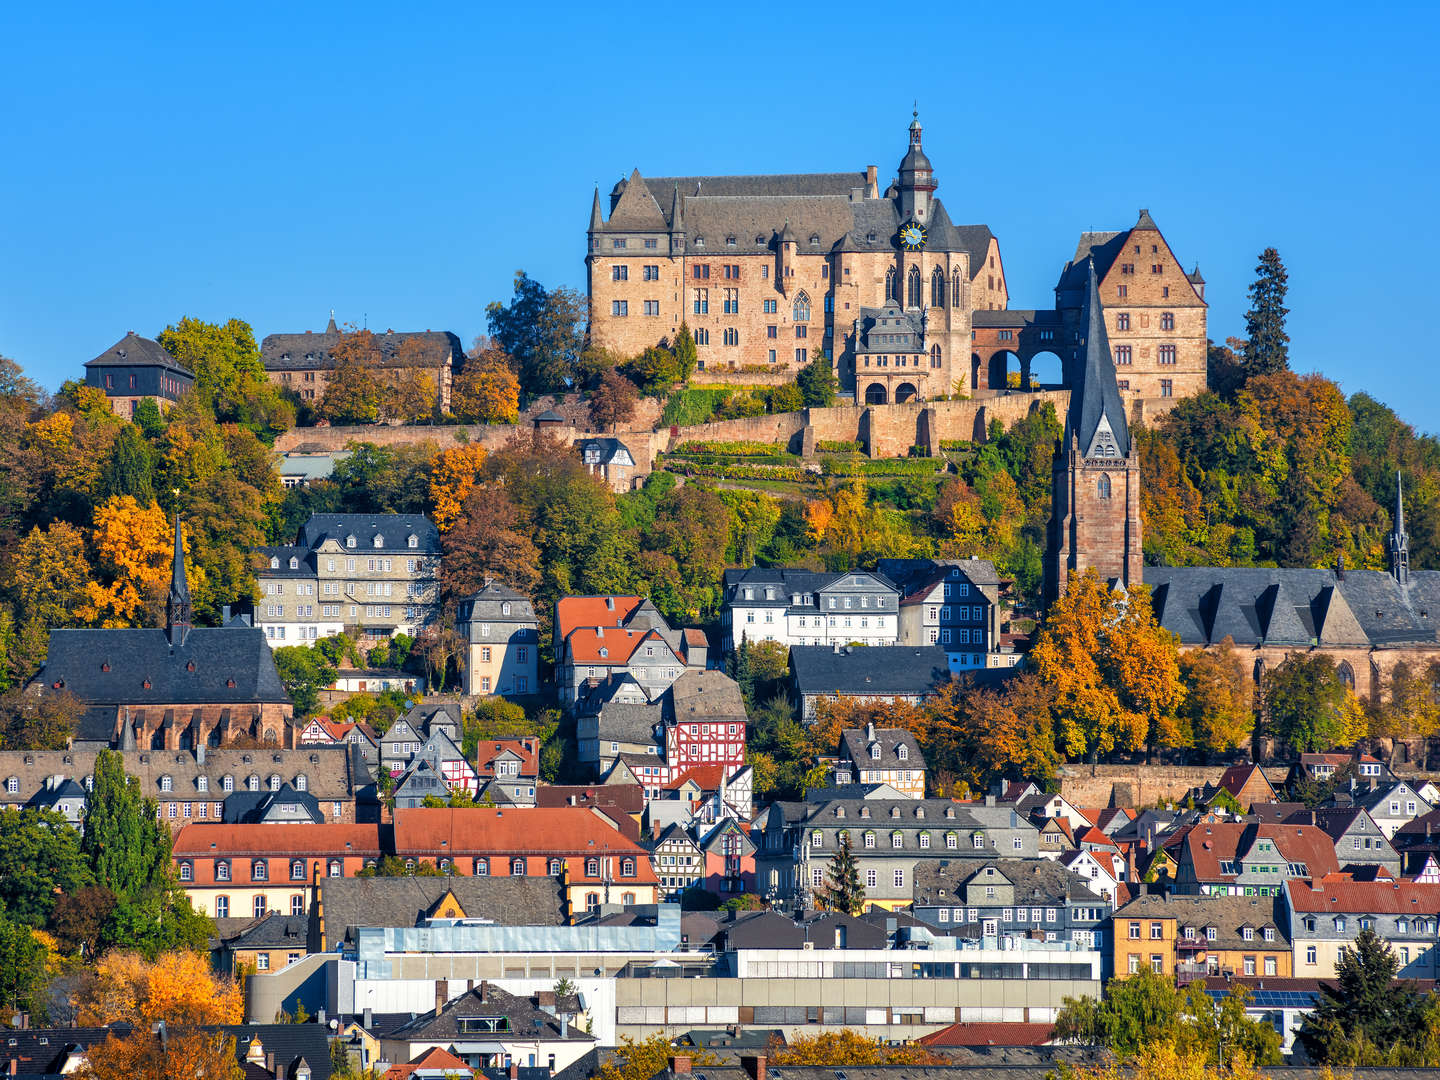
[[268, 774, 281, 791], [586, 858, 600, 877], [930, 344, 942, 369], [373, 535, 384, 549], [345, 535, 356, 549], [294, 773, 307, 791], [952, 270, 963, 306], [511, 858, 525, 876], [1098, 474, 1112, 500], [549, 858, 562, 876], [178, 861, 192, 881], [907, 266, 921, 308], [222, 774, 234, 792], [885, 268, 898, 302], [408, 535, 418, 548], [918, 833, 930, 849], [1338, 662, 1355, 690], [931, 268, 946, 307], [793, 292, 811, 322], [216, 860, 231, 881], [328, 860, 341, 878], [252, 860, 268, 881], [622, 858, 635, 877], [290, 859, 306, 880], [891, 831, 903, 849]]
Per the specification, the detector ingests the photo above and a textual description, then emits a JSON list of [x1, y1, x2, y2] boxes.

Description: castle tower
[[167, 514, 192, 647], [1390, 471, 1410, 585], [1044, 259, 1144, 606], [896, 110, 936, 223]]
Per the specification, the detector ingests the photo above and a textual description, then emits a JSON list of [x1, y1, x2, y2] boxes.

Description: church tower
[[167, 514, 192, 648], [1390, 471, 1410, 585], [896, 110, 936, 223], [1044, 259, 1144, 606]]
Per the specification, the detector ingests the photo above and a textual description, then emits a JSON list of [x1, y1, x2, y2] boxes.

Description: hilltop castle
[[586, 115, 1207, 416]]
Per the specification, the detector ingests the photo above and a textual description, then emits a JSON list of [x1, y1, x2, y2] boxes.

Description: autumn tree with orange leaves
[[769, 1030, 944, 1066], [78, 496, 196, 628], [1028, 570, 1184, 761], [77, 950, 243, 1027], [428, 443, 489, 531], [80, 1027, 244, 1080]]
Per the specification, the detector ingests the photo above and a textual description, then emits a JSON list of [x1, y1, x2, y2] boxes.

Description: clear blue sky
[[3, 2, 1437, 428]]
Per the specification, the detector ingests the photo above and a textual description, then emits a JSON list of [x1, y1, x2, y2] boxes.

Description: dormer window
[[408, 535, 418, 548], [289, 557, 298, 569], [501, 602, 511, 616], [222, 775, 234, 792], [197, 776, 208, 793], [373, 535, 384, 548], [346, 536, 356, 549], [159, 775, 172, 792], [870, 744, 881, 760], [268, 774, 281, 791], [270, 557, 280, 569], [897, 745, 908, 760], [294, 774, 307, 791]]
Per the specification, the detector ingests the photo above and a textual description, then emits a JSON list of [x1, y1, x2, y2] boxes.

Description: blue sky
[[3, 2, 1437, 428]]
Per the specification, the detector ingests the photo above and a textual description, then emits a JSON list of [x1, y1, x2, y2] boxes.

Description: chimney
[[865, 165, 878, 191], [435, 980, 448, 1014], [508, 1062, 519, 1080], [561, 1015, 569, 1039], [363, 1007, 373, 1029], [478, 980, 488, 1003], [669, 1057, 692, 1075], [865, 721, 875, 743], [196, 744, 205, 766], [741, 1055, 767, 1080], [265, 1053, 275, 1077]]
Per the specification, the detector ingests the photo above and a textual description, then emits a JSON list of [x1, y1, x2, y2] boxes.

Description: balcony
[[1176, 960, 1212, 984]]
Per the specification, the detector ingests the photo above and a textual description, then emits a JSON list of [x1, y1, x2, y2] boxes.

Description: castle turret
[[896, 110, 937, 222], [167, 514, 192, 648]]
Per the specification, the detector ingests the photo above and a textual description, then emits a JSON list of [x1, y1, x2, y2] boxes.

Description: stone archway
[[895, 382, 919, 403], [864, 383, 888, 405], [988, 350, 1023, 391], [971, 353, 983, 392]]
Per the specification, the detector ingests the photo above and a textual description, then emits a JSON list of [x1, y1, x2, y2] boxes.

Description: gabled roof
[[382, 983, 593, 1045], [476, 737, 541, 777], [173, 822, 382, 856], [840, 726, 925, 771], [85, 331, 193, 375], [790, 644, 953, 698], [1287, 877, 1440, 915], [555, 596, 645, 640], [316, 876, 567, 941], [392, 807, 646, 856], [1177, 822, 1340, 883]]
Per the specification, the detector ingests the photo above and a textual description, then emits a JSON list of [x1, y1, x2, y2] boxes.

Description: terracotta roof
[[665, 765, 727, 791], [683, 628, 709, 647], [1078, 827, 1117, 848], [172, 822, 381, 855], [384, 1047, 472, 1080], [392, 807, 646, 856], [917, 1022, 1055, 1047], [1287, 877, 1440, 914], [555, 596, 644, 640], [565, 627, 673, 665], [564, 855, 659, 885], [1179, 822, 1340, 884], [476, 737, 541, 778]]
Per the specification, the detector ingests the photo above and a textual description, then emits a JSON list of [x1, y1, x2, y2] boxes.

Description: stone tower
[[1390, 471, 1410, 585], [1044, 259, 1144, 606]]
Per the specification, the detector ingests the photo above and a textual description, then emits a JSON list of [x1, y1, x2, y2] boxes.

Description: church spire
[[1390, 470, 1410, 585], [589, 186, 604, 232], [167, 514, 192, 647], [1067, 257, 1131, 459]]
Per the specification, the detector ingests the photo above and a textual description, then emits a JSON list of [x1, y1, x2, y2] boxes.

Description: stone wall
[[1057, 763, 1291, 809]]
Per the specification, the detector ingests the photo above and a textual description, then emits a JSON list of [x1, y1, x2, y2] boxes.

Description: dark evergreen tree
[[99, 424, 156, 502], [795, 352, 838, 407], [1297, 928, 1427, 1062], [731, 637, 755, 711], [816, 833, 865, 915], [672, 324, 697, 383], [80, 750, 171, 901], [1243, 247, 1290, 376], [132, 397, 166, 439]]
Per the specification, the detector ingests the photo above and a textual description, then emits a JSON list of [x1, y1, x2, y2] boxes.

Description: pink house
[[699, 818, 757, 895]]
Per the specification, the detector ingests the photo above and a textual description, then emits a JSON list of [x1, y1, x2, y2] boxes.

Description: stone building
[[256, 513, 441, 648], [259, 316, 463, 412], [587, 115, 994, 402], [879, 557, 1009, 671], [35, 517, 293, 749], [84, 331, 195, 417], [835, 722, 927, 798], [1044, 262, 1144, 606], [455, 582, 538, 697]]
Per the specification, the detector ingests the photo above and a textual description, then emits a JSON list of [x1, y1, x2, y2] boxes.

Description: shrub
[[816, 440, 863, 453], [675, 440, 780, 457], [822, 458, 942, 477]]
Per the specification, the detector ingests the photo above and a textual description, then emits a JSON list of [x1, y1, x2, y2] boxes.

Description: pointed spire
[[325, 309, 338, 334], [1390, 471, 1410, 585], [1067, 257, 1131, 459], [167, 514, 192, 647], [589, 187, 604, 232], [669, 183, 684, 234]]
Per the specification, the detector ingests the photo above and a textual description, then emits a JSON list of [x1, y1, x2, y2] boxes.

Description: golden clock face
[[900, 223, 926, 250]]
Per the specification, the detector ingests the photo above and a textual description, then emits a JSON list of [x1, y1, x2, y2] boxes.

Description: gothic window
[[952, 270, 963, 306], [931, 268, 946, 307], [1098, 474, 1112, 500], [793, 293, 810, 322], [885, 268, 898, 302], [930, 344, 942, 369], [1337, 662, 1355, 690], [907, 266, 921, 308]]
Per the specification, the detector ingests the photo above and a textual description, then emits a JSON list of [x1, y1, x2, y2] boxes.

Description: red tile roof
[[1180, 823, 1340, 884], [564, 854, 659, 885], [172, 823, 381, 855], [476, 737, 541, 778], [1079, 826, 1118, 849], [665, 765, 727, 792], [555, 596, 644, 641], [384, 1047, 472, 1080], [393, 807, 645, 857], [1287, 877, 1440, 914], [683, 628, 709, 647], [917, 1022, 1054, 1047], [565, 627, 675, 665]]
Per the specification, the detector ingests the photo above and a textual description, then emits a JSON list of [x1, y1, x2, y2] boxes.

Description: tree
[[620, 346, 679, 396], [0, 808, 91, 925], [1061, 1041, 1269, 1080], [1297, 927, 1436, 1064], [13, 520, 91, 632], [99, 424, 156, 502], [588, 368, 640, 431], [816, 832, 865, 915], [272, 646, 338, 717], [48, 886, 118, 958], [80, 1027, 245, 1080], [595, 1036, 717, 1080], [0, 919, 49, 1017], [78, 496, 179, 628], [155, 317, 293, 436], [486, 272, 587, 396], [1263, 652, 1367, 752], [672, 324, 697, 383], [439, 486, 542, 601], [1054, 970, 1181, 1057], [78, 950, 243, 1026], [795, 352, 838, 407], [428, 443, 490, 531], [926, 671, 1060, 791], [766, 382, 803, 414], [132, 397, 165, 439], [1242, 248, 1290, 377], [319, 331, 386, 424], [769, 1030, 943, 1065], [451, 347, 520, 425], [81, 751, 172, 902], [1178, 639, 1255, 753], [0, 687, 83, 750]]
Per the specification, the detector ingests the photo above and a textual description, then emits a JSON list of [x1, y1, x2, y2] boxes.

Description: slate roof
[[316, 876, 568, 942], [840, 725, 925, 772], [856, 302, 924, 355], [218, 1024, 332, 1080], [294, 513, 440, 555], [577, 438, 635, 466], [1144, 566, 1440, 648], [260, 327, 462, 373], [458, 582, 536, 623], [1114, 893, 1287, 949], [669, 669, 746, 724], [911, 858, 1106, 907], [386, 983, 593, 1045], [222, 912, 308, 950], [790, 645, 951, 698], [85, 331, 193, 375], [877, 557, 1003, 593], [970, 308, 1064, 329], [1065, 258, 1129, 458], [41, 626, 289, 707], [222, 783, 324, 823]]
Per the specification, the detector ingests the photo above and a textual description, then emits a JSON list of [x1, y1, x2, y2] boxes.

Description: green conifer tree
[[80, 749, 171, 900], [673, 324, 697, 384], [1242, 247, 1290, 376], [816, 833, 865, 915]]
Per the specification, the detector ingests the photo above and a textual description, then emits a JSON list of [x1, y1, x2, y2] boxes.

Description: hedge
[[816, 440, 863, 453], [667, 462, 813, 483], [675, 440, 783, 457], [822, 458, 946, 477]]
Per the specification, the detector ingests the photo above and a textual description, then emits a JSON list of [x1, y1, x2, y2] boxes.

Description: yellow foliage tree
[[428, 443, 490, 531], [80, 1028, 244, 1080], [452, 351, 521, 425], [78, 950, 244, 1027], [769, 1030, 944, 1066], [1063, 1040, 1268, 1080], [595, 1036, 718, 1080], [78, 497, 197, 628]]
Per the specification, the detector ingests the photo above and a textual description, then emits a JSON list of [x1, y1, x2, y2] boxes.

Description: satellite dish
[[329, 1019, 340, 1031]]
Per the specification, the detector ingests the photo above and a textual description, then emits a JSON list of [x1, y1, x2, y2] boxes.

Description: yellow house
[[1113, 893, 1291, 982]]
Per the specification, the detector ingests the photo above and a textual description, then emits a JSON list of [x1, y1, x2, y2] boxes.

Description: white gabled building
[[720, 568, 900, 653]]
